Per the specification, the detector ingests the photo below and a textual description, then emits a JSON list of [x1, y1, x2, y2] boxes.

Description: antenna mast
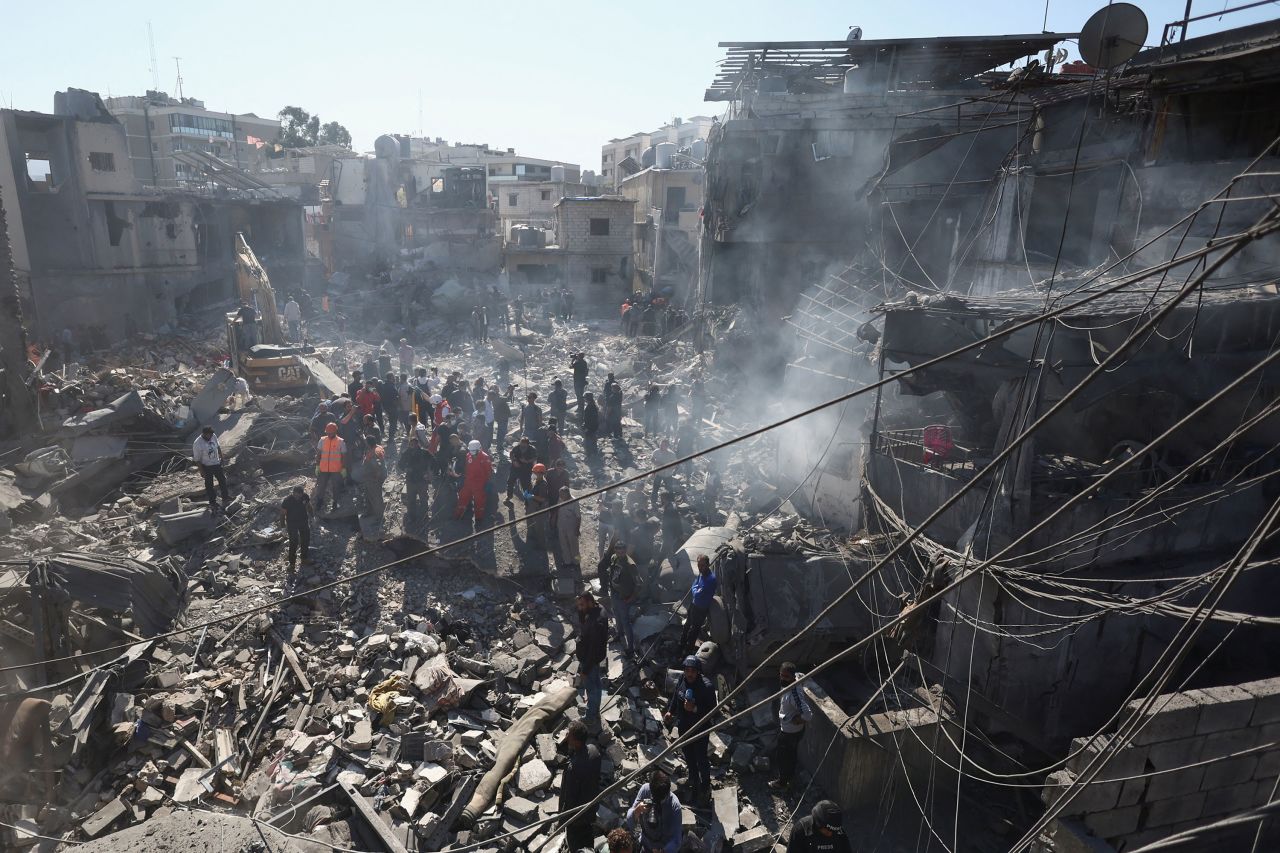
[[147, 22, 160, 91], [173, 56, 184, 100]]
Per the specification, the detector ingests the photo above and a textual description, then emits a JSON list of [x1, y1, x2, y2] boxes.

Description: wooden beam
[[339, 779, 410, 853]]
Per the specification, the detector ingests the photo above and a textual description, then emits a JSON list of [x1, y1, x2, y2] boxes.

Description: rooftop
[[705, 32, 1072, 101]]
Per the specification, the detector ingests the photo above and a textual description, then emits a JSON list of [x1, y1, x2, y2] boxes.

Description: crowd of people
[[190, 307, 852, 853]]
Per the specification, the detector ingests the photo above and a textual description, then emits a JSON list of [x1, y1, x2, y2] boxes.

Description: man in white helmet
[[454, 438, 493, 525]]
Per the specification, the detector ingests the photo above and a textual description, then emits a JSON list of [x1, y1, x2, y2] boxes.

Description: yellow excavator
[[226, 233, 343, 394]]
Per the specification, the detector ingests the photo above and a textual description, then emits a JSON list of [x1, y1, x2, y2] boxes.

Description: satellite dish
[[1079, 3, 1148, 68]]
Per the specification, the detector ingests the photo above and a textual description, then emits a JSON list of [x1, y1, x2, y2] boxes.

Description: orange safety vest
[[318, 435, 345, 473]]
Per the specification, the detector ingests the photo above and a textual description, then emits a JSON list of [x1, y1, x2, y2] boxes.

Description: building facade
[[103, 91, 280, 189], [601, 115, 716, 187], [618, 165, 703, 298], [0, 90, 304, 342], [503, 196, 635, 309]]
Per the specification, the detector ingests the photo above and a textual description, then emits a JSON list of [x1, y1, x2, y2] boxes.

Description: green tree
[[318, 121, 352, 149], [276, 107, 352, 150]]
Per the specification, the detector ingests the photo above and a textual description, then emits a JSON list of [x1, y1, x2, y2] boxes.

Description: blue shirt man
[[680, 554, 717, 654]]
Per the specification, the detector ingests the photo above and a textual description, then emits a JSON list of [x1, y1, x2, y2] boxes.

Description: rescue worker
[[380, 373, 400, 444], [454, 439, 492, 525], [558, 720, 602, 852], [785, 802, 850, 853], [360, 440, 388, 522], [679, 554, 716, 655], [664, 655, 716, 806], [313, 422, 347, 513], [528, 462, 552, 549], [491, 389, 511, 453], [192, 426, 231, 511], [283, 295, 302, 340], [431, 393, 450, 426], [771, 661, 814, 794]]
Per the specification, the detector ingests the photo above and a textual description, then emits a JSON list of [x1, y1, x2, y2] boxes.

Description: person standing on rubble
[[785, 801, 850, 853], [356, 380, 383, 434], [651, 440, 677, 506], [660, 493, 685, 557], [571, 352, 589, 414], [380, 373, 400, 445], [313, 422, 347, 514], [347, 370, 364, 402], [627, 769, 682, 853], [454, 440, 492, 527], [377, 347, 392, 379], [606, 378, 625, 438], [359, 440, 388, 523], [607, 541, 640, 657], [581, 392, 600, 456], [556, 486, 581, 570], [558, 719, 602, 851], [361, 350, 378, 384], [512, 294, 525, 333], [398, 338, 414, 375], [237, 301, 258, 349], [528, 462, 552, 549], [575, 591, 609, 728], [490, 389, 509, 453], [283, 295, 302, 341], [549, 379, 568, 428], [679, 555, 716, 655], [279, 486, 311, 572], [192, 426, 232, 512], [643, 385, 661, 436], [398, 434, 432, 531], [771, 661, 814, 795], [521, 391, 543, 445], [664, 656, 716, 807], [505, 435, 536, 503]]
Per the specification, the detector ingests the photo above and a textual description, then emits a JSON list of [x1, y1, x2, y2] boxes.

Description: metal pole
[[1180, 0, 1194, 43]]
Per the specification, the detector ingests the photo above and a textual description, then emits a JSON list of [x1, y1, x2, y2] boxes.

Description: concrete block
[[82, 797, 128, 837], [1118, 778, 1147, 808], [504, 796, 540, 823], [733, 826, 773, 853], [1146, 765, 1205, 801], [1146, 792, 1206, 828], [347, 720, 373, 751], [1201, 727, 1258, 760], [730, 743, 756, 771], [1148, 737, 1200, 771], [1130, 692, 1200, 746], [517, 758, 553, 794], [1190, 685, 1255, 735], [1039, 818, 1118, 853], [1241, 677, 1280, 726], [1202, 755, 1259, 790], [1068, 737, 1149, 779], [1202, 780, 1261, 818], [1254, 748, 1280, 780], [1083, 805, 1141, 840], [1042, 771, 1120, 815]]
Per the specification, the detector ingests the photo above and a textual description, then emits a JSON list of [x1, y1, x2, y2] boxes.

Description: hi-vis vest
[[319, 436, 345, 473]]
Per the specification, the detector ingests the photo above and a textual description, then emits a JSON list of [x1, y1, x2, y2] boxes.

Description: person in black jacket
[[397, 435, 432, 531], [664, 655, 716, 806], [571, 352, 589, 413], [559, 720, 602, 852], [549, 379, 569, 428], [786, 801, 851, 853], [379, 373, 400, 444], [576, 591, 609, 727], [582, 392, 600, 456]]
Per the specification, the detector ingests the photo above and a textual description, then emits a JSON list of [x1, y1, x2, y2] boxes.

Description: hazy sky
[[5, 1, 1277, 171]]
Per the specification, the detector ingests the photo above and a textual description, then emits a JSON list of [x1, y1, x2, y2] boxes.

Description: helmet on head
[[683, 655, 702, 671], [468, 440, 482, 452], [430, 394, 443, 405], [532, 463, 547, 474], [812, 801, 843, 830]]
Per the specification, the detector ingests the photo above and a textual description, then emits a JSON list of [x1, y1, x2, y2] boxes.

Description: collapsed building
[[0, 89, 307, 343], [695, 10, 1280, 853]]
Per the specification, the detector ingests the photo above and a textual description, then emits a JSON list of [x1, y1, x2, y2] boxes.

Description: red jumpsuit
[[454, 449, 492, 521]]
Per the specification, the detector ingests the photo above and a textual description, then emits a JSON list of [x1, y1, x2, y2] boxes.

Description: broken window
[[89, 152, 116, 172], [103, 201, 127, 247], [25, 153, 53, 186], [431, 178, 444, 193], [589, 217, 610, 236], [508, 193, 518, 208], [664, 186, 686, 211], [591, 267, 608, 284], [540, 190, 551, 201]]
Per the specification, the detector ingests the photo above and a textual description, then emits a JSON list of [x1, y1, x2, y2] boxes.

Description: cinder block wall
[[1038, 677, 1280, 851]]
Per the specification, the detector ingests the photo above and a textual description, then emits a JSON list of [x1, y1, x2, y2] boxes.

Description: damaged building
[[0, 89, 306, 341]]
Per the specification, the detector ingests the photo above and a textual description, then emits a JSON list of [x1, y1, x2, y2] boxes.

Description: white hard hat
[[468, 440, 482, 452], [430, 394, 443, 405]]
